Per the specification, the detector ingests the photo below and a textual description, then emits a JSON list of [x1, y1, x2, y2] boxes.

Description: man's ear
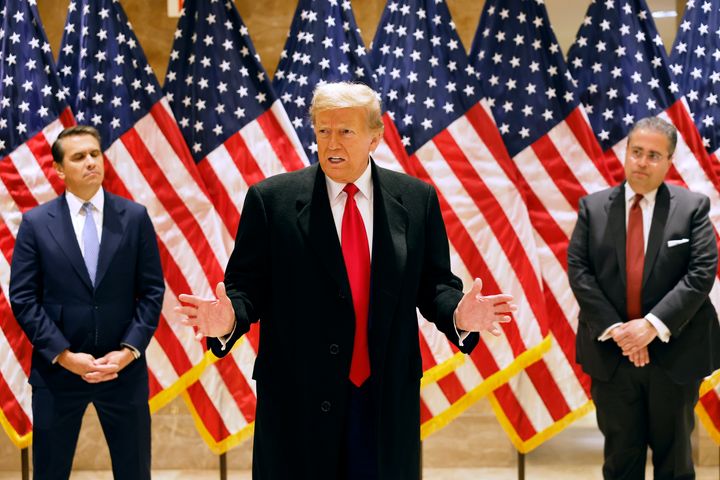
[[369, 130, 383, 153], [53, 161, 65, 180]]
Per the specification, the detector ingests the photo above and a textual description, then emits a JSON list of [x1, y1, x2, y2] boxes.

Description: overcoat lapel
[[296, 165, 352, 300], [368, 163, 408, 373], [94, 192, 126, 289], [46, 194, 94, 291], [643, 183, 670, 287]]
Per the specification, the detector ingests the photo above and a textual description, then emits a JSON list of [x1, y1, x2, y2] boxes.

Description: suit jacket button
[[320, 401, 331, 413], [338, 291, 345, 300], [329, 344, 339, 355]]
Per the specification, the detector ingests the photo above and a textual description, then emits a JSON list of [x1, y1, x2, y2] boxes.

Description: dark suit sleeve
[[649, 195, 717, 336], [208, 185, 269, 357], [567, 197, 624, 338], [10, 215, 71, 363], [415, 186, 478, 353], [120, 207, 165, 352]]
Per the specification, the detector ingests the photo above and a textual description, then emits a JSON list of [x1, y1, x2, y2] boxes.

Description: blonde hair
[[310, 82, 384, 132]]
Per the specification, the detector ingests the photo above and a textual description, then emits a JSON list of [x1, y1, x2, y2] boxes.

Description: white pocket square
[[667, 238, 689, 247]]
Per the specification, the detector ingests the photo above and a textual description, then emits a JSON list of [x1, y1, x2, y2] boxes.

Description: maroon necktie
[[341, 184, 371, 387], [626, 193, 644, 319]]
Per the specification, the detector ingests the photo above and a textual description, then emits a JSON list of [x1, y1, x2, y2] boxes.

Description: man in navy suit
[[568, 117, 720, 479], [177, 82, 515, 480], [10, 125, 165, 480]]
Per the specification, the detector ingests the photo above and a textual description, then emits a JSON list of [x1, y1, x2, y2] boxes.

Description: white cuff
[[217, 321, 237, 351], [645, 313, 671, 342], [453, 310, 471, 347], [598, 322, 623, 341], [121, 343, 141, 359]]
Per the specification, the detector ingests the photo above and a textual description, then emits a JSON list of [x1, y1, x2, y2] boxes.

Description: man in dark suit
[[568, 117, 720, 479], [10, 125, 165, 480], [177, 82, 515, 480]]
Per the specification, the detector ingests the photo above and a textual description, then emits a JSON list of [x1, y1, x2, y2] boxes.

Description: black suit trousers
[[591, 361, 700, 480], [31, 375, 151, 480]]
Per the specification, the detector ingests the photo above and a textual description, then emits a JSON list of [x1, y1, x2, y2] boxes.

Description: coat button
[[338, 291, 346, 300], [329, 344, 339, 355], [320, 401, 331, 413]]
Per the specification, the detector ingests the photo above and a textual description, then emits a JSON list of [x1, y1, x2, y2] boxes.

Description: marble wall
[[2, 0, 714, 472]]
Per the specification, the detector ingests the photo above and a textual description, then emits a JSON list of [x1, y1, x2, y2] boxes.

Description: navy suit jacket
[[568, 182, 720, 384], [10, 191, 164, 390]]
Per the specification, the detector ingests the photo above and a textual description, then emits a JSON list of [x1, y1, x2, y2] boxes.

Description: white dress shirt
[[325, 161, 374, 255], [598, 185, 671, 343]]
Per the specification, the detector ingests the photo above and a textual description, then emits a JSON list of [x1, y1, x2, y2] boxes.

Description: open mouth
[[327, 156, 345, 164]]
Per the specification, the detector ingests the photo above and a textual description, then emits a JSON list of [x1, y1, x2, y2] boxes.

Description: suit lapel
[[607, 184, 627, 290], [47, 194, 94, 291], [94, 191, 126, 289], [643, 183, 670, 287], [296, 165, 352, 299], [368, 163, 408, 371]]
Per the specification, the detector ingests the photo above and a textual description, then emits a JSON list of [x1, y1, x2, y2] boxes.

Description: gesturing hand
[[176, 282, 236, 340], [454, 278, 516, 336]]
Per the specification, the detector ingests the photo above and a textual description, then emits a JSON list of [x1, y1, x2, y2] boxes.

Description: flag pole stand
[[517, 451, 525, 480], [21, 447, 29, 480], [219, 452, 227, 480], [419, 440, 423, 480]]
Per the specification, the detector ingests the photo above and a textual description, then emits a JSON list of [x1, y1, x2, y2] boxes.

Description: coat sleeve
[[120, 207, 165, 352], [415, 185, 478, 354], [208, 185, 270, 357], [649, 195, 717, 336], [567, 197, 624, 338], [9, 214, 71, 363]]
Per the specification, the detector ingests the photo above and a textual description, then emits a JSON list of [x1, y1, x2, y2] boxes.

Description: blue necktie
[[82, 202, 99, 285]]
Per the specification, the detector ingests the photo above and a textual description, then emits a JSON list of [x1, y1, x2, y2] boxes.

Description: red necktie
[[626, 193, 644, 319], [341, 183, 371, 387]]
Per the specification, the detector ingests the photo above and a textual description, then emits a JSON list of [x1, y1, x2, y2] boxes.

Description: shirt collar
[[66, 187, 105, 215], [625, 183, 658, 205], [325, 160, 373, 202]]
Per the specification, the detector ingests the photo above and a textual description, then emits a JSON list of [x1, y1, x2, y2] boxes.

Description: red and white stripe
[[374, 100, 553, 439], [196, 100, 309, 235]]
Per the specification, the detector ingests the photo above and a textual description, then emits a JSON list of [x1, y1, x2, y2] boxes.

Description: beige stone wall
[[2, 0, 714, 472]]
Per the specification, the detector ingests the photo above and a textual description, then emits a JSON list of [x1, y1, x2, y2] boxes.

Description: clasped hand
[[58, 348, 134, 383], [610, 318, 658, 367], [454, 278, 516, 336], [175, 282, 235, 340]]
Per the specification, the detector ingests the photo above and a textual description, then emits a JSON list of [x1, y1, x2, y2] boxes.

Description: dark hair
[[628, 117, 677, 157], [51, 125, 102, 164]]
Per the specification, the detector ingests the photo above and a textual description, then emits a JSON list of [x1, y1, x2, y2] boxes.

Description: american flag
[[56, 0, 233, 423], [567, 0, 720, 230], [469, 0, 605, 451], [669, 0, 720, 446], [370, 0, 552, 440], [163, 0, 308, 453], [272, 0, 375, 162], [0, 0, 74, 448]]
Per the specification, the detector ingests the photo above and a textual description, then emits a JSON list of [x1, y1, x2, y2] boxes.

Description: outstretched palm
[[455, 278, 515, 336], [176, 282, 236, 340]]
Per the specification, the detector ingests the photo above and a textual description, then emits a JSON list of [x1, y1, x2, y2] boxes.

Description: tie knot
[[632, 194, 643, 209], [343, 183, 359, 197], [82, 202, 93, 214]]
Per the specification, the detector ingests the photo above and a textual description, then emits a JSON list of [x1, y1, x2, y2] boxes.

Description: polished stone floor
[[0, 406, 720, 480]]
